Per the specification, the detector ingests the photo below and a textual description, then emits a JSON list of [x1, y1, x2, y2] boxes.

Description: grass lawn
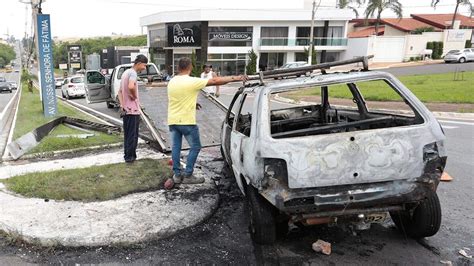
[[0, 159, 171, 202], [283, 72, 474, 104], [14, 83, 122, 154]]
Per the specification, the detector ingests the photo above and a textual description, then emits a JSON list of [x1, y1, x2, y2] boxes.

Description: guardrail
[[259, 37, 348, 47]]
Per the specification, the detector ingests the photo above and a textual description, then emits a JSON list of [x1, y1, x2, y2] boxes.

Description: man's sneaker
[[181, 174, 205, 184], [172, 174, 183, 184]]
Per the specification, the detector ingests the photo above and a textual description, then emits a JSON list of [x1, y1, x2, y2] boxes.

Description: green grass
[[14, 83, 122, 154], [0, 159, 171, 202], [283, 72, 474, 104]]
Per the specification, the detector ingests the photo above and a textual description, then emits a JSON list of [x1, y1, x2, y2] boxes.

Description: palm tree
[[364, 0, 403, 35], [431, 0, 473, 29], [337, 0, 364, 17]]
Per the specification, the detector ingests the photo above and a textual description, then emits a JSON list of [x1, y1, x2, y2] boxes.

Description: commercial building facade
[[140, 9, 353, 75]]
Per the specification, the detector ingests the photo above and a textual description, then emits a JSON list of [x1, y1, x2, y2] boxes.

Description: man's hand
[[236, 75, 249, 83], [196, 103, 202, 110], [119, 106, 126, 118]]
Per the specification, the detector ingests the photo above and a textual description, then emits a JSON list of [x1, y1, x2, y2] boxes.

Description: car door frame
[[84, 70, 112, 104], [222, 88, 244, 165]]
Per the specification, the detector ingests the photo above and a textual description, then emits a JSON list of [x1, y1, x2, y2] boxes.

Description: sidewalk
[[0, 148, 219, 247]]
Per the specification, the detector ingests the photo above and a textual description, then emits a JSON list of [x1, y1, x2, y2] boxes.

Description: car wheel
[[61, 90, 66, 98], [459, 57, 466, 63], [390, 190, 441, 238], [246, 184, 278, 244], [66, 91, 70, 100], [106, 101, 114, 108]]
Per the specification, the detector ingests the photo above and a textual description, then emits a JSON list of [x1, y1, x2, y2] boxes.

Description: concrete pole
[[308, 0, 316, 65]]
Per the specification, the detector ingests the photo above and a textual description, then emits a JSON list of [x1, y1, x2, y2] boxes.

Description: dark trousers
[[123, 114, 140, 162]]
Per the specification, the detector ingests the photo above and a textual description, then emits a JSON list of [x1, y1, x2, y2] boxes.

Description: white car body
[[61, 76, 85, 99], [444, 48, 474, 63]]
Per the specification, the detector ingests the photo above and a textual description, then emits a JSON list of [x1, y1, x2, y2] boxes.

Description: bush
[[426, 42, 434, 50], [246, 49, 258, 75], [466, 40, 473, 48]]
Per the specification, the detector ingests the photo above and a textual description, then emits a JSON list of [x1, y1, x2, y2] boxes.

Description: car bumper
[[444, 57, 460, 62], [261, 156, 446, 217], [68, 90, 85, 97], [0, 87, 11, 91]]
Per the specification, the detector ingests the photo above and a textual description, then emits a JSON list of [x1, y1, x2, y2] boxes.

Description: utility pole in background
[[308, 0, 316, 65]]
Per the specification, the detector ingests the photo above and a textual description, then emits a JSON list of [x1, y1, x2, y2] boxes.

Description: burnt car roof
[[248, 71, 396, 94]]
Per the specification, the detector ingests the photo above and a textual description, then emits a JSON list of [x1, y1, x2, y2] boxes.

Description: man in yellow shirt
[[168, 57, 247, 184]]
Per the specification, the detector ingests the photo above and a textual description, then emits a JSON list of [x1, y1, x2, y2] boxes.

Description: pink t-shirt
[[120, 68, 140, 115]]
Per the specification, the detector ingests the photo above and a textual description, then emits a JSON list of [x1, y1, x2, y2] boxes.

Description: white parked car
[[61, 76, 85, 99], [55, 78, 64, 89], [274, 61, 311, 79], [444, 48, 474, 63]]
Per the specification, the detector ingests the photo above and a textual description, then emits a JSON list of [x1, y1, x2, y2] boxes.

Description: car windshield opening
[[269, 79, 424, 138]]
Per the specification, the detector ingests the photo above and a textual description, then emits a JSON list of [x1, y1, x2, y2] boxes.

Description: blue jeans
[[169, 125, 202, 176]]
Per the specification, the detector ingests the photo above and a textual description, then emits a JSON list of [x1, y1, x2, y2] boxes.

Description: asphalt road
[[0, 43, 21, 115]]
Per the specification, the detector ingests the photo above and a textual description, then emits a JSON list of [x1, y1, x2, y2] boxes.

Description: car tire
[[459, 57, 466, 63], [390, 190, 441, 238], [106, 101, 114, 109], [246, 184, 278, 244], [66, 91, 70, 100]]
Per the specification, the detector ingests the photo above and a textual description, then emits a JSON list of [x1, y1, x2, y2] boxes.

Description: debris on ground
[[312, 239, 331, 255], [56, 134, 95, 139], [459, 249, 472, 259], [441, 172, 453, 182], [440, 260, 453, 266], [164, 178, 175, 190]]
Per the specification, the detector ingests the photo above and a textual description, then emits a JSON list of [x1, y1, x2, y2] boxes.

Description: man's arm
[[212, 72, 220, 97], [128, 78, 138, 100], [207, 75, 247, 86]]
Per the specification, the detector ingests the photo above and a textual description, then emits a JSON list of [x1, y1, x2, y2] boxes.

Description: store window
[[261, 27, 289, 46], [207, 53, 247, 76], [149, 27, 167, 47], [209, 27, 253, 47], [259, 53, 286, 71]]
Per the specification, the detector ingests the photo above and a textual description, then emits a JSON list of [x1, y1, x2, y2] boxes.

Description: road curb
[[0, 150, 219, 247]]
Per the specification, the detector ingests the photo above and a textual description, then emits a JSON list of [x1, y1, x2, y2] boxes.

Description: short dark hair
[[178, 57, 192, 72], [202, 63, 211, 70], [134, 54, 148, 64]]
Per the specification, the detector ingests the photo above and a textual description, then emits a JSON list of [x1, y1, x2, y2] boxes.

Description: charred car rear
[[221, 68, 446, 244]]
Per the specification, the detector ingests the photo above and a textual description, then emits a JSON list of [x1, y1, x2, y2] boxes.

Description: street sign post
[[36, 13, 57, 117]]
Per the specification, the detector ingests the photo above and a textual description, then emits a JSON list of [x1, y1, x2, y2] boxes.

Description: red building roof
[[348, 26, 385, 38], [381, 18, 443, 32], [411, 14, 474, 29]]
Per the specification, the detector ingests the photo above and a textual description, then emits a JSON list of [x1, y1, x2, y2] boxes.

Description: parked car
[[61, 76, 85, 99], [274, 61, 311, 79], [55, 78, 64, 89], [0, 77, 12, 93], [9, 81, 18, 90], [83, 62, 160, 108], [444, 49, 474, 63], [221, 68, 446, 244]]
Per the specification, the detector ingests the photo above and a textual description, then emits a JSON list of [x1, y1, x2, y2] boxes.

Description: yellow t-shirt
[[167, 75, 208, 125]]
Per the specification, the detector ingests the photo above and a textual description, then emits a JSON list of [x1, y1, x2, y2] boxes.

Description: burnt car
[[220, 61, 446, 244]]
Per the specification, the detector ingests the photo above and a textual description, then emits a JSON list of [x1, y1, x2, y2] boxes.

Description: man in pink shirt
[[118, 55, 148, 163]]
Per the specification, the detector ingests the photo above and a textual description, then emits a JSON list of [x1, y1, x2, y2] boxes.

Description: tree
[[432, 0, 473, 29], [337, 0, 364, 17], [190, 50, 201, 77], [0, 43, 16, 68], [246, 49, 258, 75], [364, 0, 403, 35], [304, 46, 318, 65], [413, 27, 435, 34]]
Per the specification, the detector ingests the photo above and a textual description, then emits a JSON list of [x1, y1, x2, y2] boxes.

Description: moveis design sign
[[36, 14, 57, 117]]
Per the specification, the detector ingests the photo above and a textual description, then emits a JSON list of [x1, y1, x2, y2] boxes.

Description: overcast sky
[[1, 0, 472, 39]]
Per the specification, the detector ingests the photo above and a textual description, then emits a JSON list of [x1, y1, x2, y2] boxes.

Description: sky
[[0, 0, 472, 39]]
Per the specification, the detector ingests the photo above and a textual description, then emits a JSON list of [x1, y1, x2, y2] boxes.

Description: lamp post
[[308, 0, 316, 65]]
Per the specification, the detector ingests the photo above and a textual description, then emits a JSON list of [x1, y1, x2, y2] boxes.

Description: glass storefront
[[208, 27, 253, 47], [207, 53, 247, 75], [259, 52, 286, 71]]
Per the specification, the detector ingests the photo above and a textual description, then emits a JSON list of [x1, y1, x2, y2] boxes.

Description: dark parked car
[[0, 77, 12, 93]]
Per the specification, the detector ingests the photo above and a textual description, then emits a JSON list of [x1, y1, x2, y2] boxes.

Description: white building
[[140, 8, 353, 75]]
